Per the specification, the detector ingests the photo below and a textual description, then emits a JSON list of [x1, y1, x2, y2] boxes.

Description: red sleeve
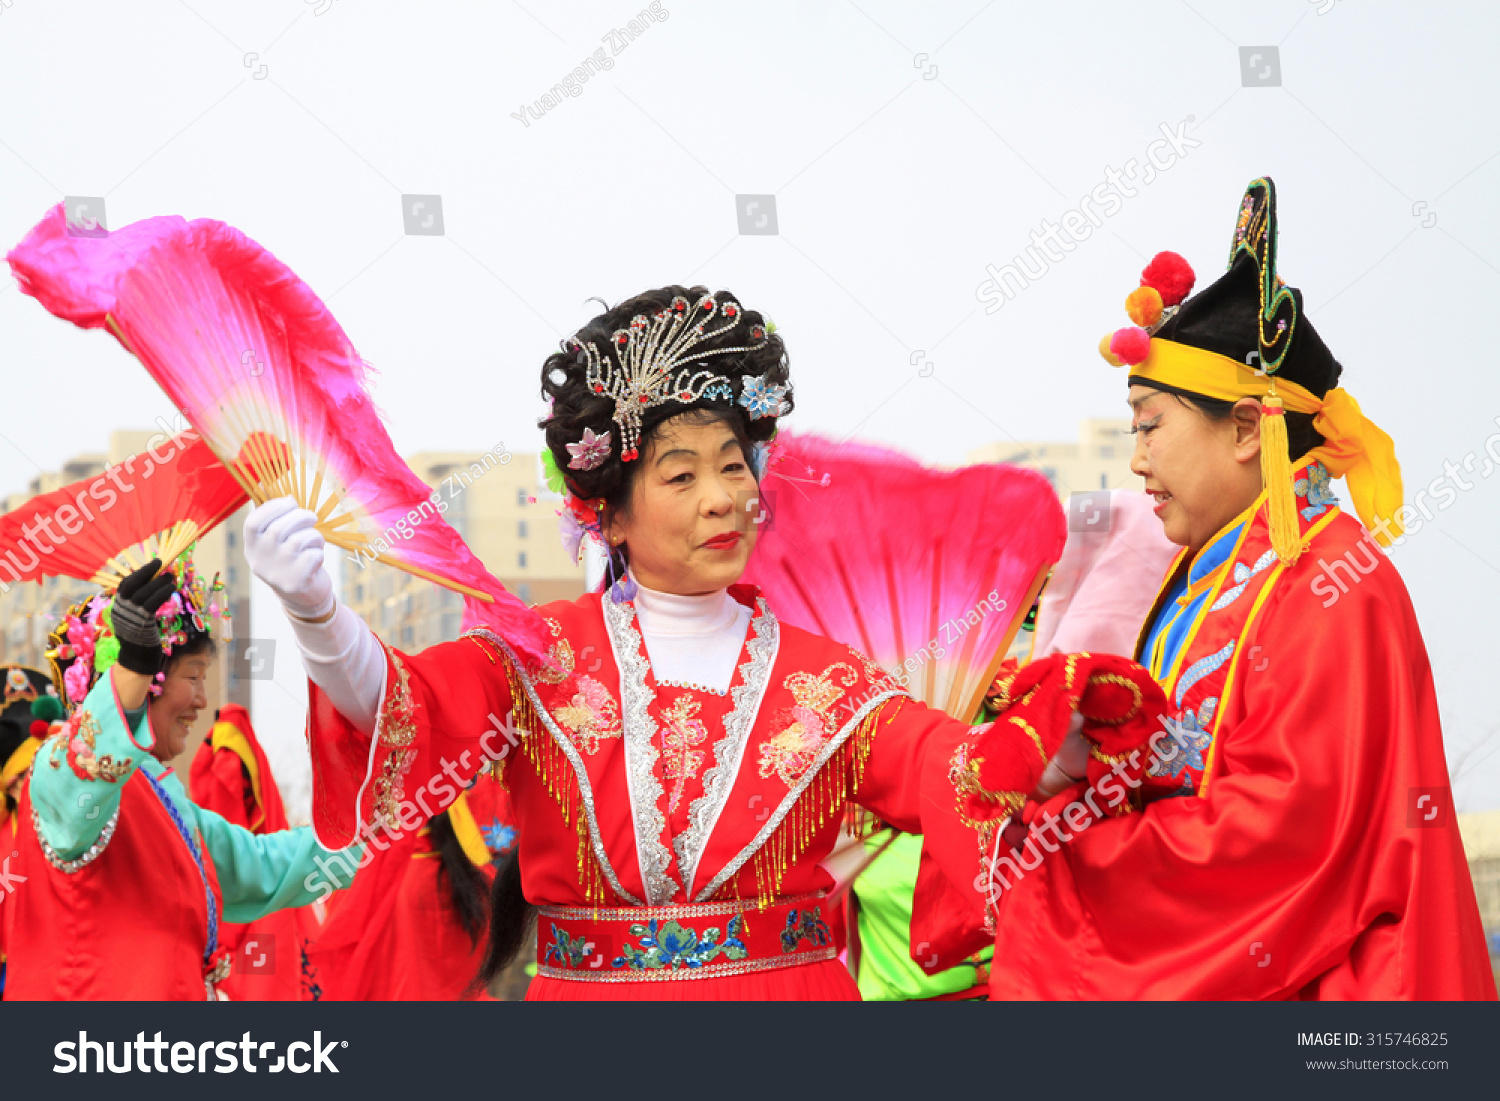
[[851, 697, 997, 973], [989, 558, 1495, 1000], [308, 633, 514, 851]]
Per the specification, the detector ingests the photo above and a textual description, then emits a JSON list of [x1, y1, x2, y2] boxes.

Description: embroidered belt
[[535, 891, 838, 983]]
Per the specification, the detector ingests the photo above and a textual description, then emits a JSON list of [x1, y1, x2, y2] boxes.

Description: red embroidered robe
[[306, 584, 982, 1000], [953, 467, 1495, 1000], [306, 773, 514, 1001]]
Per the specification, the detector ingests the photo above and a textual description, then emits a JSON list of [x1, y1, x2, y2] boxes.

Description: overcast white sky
[[2, 0, 1498, 813]]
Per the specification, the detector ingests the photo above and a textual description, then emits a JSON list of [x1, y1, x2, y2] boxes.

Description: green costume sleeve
[[163, 769, 361, 922], [28, 669, 154, 861]]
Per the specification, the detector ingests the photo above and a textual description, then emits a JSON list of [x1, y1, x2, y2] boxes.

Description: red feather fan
[[0, 433, 245, 590]]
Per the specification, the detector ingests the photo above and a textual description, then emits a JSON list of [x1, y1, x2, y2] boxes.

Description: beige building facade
[[342, 449, 586, 650], [967, 418, 1138, 500]]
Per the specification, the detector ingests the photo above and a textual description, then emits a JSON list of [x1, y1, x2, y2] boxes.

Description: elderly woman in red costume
[[6, 557, 360, 1000], [955, 178, 1494, 1000], [245, 286, 1167, 1000]]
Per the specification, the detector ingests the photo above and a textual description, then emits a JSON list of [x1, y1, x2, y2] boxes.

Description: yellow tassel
[[1260, 392, 1302, 566]]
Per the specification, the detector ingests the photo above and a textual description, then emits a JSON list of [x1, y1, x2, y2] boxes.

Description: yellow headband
[[1130, 338, 1405, 558]]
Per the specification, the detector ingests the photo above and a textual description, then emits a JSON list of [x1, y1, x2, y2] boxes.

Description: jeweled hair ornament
[[569, 293, 769, 462]]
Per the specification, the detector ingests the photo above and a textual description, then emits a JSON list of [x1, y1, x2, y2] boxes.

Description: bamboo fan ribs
[[0, 433, 246, 591], [101, 222, 464, 594], [7, 202, 547, 660], [741, 434, 1067, 723]]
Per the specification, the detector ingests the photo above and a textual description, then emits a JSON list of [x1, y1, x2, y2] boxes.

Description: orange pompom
[[1108, 326, 1151, 367], [1098, 334, 1125, 367], [1125, 285, 1163, 328]]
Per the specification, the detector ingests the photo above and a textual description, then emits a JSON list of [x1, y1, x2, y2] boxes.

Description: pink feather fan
[[741, 433, 1066, 722], [7, 203, 547, 660]]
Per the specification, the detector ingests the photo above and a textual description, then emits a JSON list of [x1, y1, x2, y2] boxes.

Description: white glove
[[243, 496, 335, 618]]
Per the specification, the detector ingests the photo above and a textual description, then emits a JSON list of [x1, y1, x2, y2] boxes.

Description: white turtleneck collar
[[630, 572, 742, 637], [626, 571, 751, 692]]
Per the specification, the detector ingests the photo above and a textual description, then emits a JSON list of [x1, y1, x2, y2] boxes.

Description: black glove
[[111, 559, 177, 676]]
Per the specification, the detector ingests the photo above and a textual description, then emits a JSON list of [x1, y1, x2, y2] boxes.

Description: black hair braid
[[471, 847, 534, 995], [427, 810, 492, 947]]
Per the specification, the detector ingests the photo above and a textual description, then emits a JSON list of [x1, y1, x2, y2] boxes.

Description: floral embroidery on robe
[[48, 709, 130, 783], [659, 694, 709, 813], [553, 677, 622, 755], [757, 662, 859, 787]]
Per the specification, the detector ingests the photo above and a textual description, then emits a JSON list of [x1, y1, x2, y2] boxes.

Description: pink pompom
[[1140, 251, 1195, 306], [64, 661, 91, 703], [1109, 326, 1151, 366]]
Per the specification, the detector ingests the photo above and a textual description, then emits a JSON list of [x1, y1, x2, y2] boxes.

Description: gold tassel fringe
[[496, 653, 610, 908], [747, 701, 899, 908], [1261, 392, 1302, 566]]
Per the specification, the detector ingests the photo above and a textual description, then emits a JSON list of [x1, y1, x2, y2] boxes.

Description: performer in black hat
[[987, 178, 1493, 999]]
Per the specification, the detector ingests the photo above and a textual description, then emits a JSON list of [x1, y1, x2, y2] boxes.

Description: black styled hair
[[163, 634, 217, 674], [539, 286, 790, 570]]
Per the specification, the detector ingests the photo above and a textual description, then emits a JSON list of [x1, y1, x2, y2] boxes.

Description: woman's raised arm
[[243, 497, 385, 735]]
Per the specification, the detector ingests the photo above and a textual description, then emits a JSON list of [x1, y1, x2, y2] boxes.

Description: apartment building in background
[[967, 418, 1137, 500]]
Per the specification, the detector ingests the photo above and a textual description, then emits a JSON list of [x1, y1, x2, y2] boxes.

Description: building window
[[1040, 466, 1057, 487], [518, 582, 532, 603], [227, 530, 236, 548], [354, 583, 364, 604], [517, 487, 528, 507], [518, 519, 528, 539], [518, 551, 528, 569], [1100, 473, 1108, 489], [400, 625, 414, 647], [228, 566, 237, 586], [1099, 446, 1114, 459]]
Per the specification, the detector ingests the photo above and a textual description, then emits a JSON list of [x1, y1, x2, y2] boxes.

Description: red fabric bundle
[[964, 652, 1169, 825]]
